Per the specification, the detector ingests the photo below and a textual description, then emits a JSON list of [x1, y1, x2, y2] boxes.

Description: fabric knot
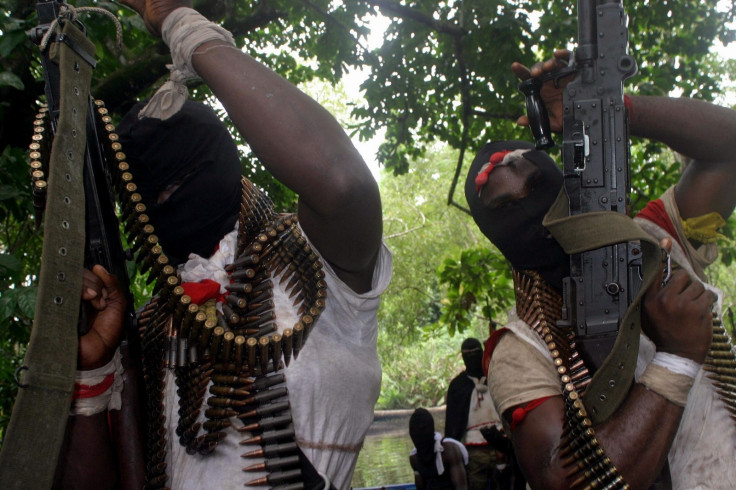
[[682, 212, 727, 244], [139, 8, 236, 120]]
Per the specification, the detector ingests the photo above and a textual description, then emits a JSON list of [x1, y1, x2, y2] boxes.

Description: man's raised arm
[[120, 0, 382, 293]]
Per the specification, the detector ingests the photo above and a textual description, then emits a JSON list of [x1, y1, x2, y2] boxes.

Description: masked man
[[467, 50, 736, 488], [445, 338, 502, 490]]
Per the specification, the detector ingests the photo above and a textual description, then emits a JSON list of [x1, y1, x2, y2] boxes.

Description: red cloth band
[[474, 150, 513, 193], [181, 278, 224, 305], [73, 372, 115, 400], [635, 198, 682, 250], [510, 396, 554, 432], [483, 327, 509, 377]]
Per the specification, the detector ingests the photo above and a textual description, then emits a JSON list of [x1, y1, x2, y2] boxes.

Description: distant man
[[445, 338, 502, 490], [410, 408, 469, 490]]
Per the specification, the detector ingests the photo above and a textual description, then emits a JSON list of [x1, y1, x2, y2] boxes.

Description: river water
[[350, 407, 445, 488]]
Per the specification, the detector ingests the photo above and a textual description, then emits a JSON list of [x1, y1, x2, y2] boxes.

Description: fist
[[512, 49, 573, 132], [642, 267, 716, 363], [120, 0, 192, 36]]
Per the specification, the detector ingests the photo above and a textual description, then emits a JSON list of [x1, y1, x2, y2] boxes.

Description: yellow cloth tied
[[682, 212, 726, 244]]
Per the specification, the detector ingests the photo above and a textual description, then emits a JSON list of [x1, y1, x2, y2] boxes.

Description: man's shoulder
[[448, 372, 468, 386], [447, 372, 473, 397], [441, 438, 468, 465]]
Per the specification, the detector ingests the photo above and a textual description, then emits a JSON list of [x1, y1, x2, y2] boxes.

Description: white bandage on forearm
[[639, 352, 699, 407], [70, 348, 124, 416], [138, 7, 236, 120]]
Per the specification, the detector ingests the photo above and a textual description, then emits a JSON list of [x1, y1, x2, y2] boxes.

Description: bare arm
[[120, 0, 382, 292], [55, 266, 126, 489], [628, 95, 736, 221], [442, 444, 469, 490], [511, 390, 682, 490]]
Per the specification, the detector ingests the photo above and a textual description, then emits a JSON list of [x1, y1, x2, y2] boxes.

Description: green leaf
[[16, 287, 37, 319], [0, 71, 24, 91], [0, 27, 27, 59], [0, 254, 22, 274]]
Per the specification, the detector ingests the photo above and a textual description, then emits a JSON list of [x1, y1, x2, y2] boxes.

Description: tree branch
[[384, 208, 427, 239]]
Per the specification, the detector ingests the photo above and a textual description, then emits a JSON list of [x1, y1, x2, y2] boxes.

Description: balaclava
[[117, 100, 242, 265], [409, 408, 437, 462], [461, 338, 484, 378], [465, 140, 568, 290]]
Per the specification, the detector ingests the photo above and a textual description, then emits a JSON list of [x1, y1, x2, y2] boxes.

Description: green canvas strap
[[0, 21, 94, 489], [543, 190, 662, 423]]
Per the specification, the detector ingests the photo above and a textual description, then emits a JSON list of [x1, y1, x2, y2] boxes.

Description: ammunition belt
[[27, 106, 51, 227], [31, 100, 327, 488], [513, 270, 628, 489], [703, 312, 736, 422]]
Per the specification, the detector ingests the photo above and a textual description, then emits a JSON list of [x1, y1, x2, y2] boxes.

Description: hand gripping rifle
[[0, 1, 144, 488], [521, 1, 662, 424]]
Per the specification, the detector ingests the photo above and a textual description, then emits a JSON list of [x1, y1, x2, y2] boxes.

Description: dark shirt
[[445, 371, 475, 442]]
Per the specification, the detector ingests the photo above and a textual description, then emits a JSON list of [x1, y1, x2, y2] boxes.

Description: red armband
[[73, 372, 115, 400], [510, 396, 554, 432]]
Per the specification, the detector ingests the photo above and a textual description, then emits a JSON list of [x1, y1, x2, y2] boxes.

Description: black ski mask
[[465, 140, 569, 290], [117, 100, 242, 265], [461, 338, 484, 378], [409, 408, 436, 461]]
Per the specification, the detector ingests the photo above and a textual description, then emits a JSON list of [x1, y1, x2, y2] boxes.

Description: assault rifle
[[0, 1, 144, 488], [521, 0, 640, 373]]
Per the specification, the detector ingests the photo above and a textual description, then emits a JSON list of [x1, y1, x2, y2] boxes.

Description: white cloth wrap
[[650, 351, 701, 379], [409, 432, 469, 475], [71, 347, 124, 416], [139, 7, 236, 120], [166, 224, 393, 490]]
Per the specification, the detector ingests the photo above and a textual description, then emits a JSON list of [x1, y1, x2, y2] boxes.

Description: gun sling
[[0, 20, 94, 489], [543, 189, 662, 423]]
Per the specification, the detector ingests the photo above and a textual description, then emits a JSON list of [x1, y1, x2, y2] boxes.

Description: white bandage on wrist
[[638, 352, 700, 408], [138, 7, 236, 120], [650, 351, 701, 379], [70, 348, 124, 416]]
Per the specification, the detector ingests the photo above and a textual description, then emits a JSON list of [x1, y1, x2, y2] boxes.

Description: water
[[350, 408, 445, 488]]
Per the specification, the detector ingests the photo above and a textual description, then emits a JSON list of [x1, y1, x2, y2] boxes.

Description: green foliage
[[378, 145, 486, 340], [376, 329, 462, 409], [0, 143, 39, 447], [437, 247, 514, 336], [356, 0, 735, 175]]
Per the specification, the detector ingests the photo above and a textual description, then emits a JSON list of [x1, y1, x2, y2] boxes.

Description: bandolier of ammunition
[[513, 270, 628, 490], [703, 310, 736, 423], [27, 99, 326, 489]]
